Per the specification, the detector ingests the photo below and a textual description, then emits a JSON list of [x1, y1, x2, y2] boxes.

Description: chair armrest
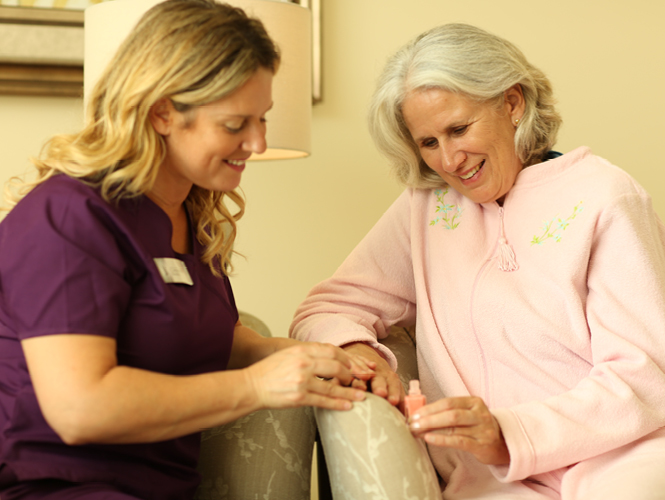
[[315, 393, 441, 499], [195, 406, 316, 500]]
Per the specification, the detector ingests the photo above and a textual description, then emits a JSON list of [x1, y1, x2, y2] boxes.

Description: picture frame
[[0, 5, 85, 96], [0, 0, 321, 101]]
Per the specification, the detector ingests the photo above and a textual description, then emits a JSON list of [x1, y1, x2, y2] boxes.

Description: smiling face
[[401, 86, 525, 204], [149, 67, 273, 202]]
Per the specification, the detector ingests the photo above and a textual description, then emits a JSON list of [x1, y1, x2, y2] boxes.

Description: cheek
[[419, 149, 441, 171]]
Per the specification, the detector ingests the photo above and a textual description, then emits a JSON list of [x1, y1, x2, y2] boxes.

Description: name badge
[[154, 258, 194, 286]]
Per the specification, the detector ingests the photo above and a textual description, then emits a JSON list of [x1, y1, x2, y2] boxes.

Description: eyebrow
[[210, 102, 275, 119]]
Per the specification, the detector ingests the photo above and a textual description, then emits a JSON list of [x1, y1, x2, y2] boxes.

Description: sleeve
[[491, 191, 665, 481], [289, 190, 418, 368], [0, 187, 133, 339]]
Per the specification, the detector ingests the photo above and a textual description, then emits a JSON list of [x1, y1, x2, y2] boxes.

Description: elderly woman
[[0, 1, 372, 499], [291, 23, 665, 499]]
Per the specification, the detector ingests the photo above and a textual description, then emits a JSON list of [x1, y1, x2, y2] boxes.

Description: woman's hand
[[244, 343, 369, 411], [342, 342, 404, 407], [409, 396, 510, 465]]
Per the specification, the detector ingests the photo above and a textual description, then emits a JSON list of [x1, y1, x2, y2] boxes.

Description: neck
[[146, 189, 186, 219]]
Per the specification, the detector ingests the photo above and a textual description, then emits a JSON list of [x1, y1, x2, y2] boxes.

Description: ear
[[149, 98, 175, 136], [504, 84, 526, 124]]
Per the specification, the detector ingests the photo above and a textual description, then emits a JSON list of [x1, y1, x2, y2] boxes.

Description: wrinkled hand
[[342, 342, 404, 407], [245, 343, 368, 411], [409, 396, 510, 465]]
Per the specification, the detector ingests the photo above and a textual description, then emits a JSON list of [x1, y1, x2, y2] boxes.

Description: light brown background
[[1, 0, 664, 339]]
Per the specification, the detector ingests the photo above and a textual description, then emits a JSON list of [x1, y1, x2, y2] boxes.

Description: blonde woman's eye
[[223, 120, 246, 133], [421, 138, 438, 148]]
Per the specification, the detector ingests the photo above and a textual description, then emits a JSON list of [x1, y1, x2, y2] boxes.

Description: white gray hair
[[369, 23, 562, 188]]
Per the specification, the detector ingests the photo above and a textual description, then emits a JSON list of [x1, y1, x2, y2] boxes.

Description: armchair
[[195, 319, 441, 500]]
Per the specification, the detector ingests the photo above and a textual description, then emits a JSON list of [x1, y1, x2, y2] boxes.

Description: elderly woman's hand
[[409, 396, 510, 465], [244, 343, 369, 411], [342, 342, 405, 407]]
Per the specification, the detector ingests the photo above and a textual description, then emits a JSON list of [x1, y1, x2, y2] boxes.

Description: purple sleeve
[[0, 183, 132, 340]]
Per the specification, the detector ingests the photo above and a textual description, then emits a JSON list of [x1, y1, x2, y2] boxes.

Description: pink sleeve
[[289, 190, 417, 368], [491, 191, 665, 482]]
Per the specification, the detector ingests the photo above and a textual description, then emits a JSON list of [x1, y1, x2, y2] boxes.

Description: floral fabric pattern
[[531, 201, 584, 245], [430, 188, 463, 230], [316, 393, 441, 500], [195, 406, 315, 500]]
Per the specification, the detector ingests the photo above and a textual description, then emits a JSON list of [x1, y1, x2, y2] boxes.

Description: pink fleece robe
[[290, 147, 665, 497]]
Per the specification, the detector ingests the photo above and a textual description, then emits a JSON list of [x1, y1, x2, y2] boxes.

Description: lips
[[460, 160, 485, 181], [225, 159, 246, 172]]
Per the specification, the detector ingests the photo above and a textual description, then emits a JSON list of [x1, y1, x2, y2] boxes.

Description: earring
[[515, 118, 520, 125]]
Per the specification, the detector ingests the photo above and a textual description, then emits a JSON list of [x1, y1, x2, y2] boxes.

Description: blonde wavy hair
[[5, 0, 280, 275], [368, 23, 562, 189]]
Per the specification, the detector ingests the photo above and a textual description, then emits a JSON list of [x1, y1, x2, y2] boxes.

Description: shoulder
[[6, 175, 108, 224], [0, 175, 143, 255], [568, 149, 651, 206], [516, 147, 649, 202]]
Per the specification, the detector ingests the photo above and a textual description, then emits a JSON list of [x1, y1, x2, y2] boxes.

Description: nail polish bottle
[[405, 379, 426, 419]]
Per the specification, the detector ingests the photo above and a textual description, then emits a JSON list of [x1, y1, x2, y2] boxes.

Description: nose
[[439, 144, 465, 173], [242, 122, 267, 155]]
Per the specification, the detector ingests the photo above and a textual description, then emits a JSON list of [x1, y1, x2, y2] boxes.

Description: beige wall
[[1, 0, 664, 338]]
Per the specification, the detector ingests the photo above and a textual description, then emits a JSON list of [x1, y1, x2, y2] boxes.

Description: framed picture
[[0, 0, 321, 100], [0, 1, 103, 96]]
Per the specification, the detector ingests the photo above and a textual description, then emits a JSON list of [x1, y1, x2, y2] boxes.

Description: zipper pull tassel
[[498, 208, 518, 272]]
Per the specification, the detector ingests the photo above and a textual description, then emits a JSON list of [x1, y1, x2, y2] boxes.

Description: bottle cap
[[408, 380, 421, 396]]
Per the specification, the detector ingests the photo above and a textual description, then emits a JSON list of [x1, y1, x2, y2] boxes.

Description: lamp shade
[[84, 0, 312, 160]]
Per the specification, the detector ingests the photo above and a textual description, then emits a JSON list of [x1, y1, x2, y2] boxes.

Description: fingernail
[[410, 413, 420, 421], [343, 401, 353, 410], [354, 391, 366, 400], [410, 421, 421, 430]]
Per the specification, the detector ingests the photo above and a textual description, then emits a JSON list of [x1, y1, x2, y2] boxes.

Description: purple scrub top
[[0, 175, 238, 499]]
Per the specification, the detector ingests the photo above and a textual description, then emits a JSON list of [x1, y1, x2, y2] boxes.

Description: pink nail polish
[[405, 380, 426, 419]]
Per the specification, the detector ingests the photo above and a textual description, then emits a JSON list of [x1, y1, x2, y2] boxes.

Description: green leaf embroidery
[[430, 188, 463, 230], [531, 201, 584, 245]]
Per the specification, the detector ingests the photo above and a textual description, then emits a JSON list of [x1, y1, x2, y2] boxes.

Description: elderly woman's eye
[[421, 138, 438, 148], [452, 125, 468, 136]]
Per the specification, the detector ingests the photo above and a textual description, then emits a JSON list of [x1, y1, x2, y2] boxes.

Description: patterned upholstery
[[195, 321, 440, 500], [195, 406, 316, 500], [314, 326, 442, 500], [195, 311, 316, 499]]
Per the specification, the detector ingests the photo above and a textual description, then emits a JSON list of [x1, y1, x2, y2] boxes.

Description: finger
[[301, 343, 355, 369], [357, 355, 378, 370], [348, 357, 375, 380], [422, 430, 469, 448], [300, 393, 357, 411], [367, 375, 389, 398], [385, 373, 404, 406], [310, 358, 354, 386], [410, 408, 473, 433], [311, 378, 367, 403], [351, 377, 368, 391], [421, 429, 507, 465]]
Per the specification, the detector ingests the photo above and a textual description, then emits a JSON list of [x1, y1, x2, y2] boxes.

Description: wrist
[[240, 366, 264, 413]]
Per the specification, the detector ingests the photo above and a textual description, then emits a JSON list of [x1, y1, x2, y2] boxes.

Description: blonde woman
[[0, 1, 370, 498]]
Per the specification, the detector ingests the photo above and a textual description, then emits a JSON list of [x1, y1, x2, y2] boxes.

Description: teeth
[[460, 160, 484, 180], [227, 160, 245, 166]]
